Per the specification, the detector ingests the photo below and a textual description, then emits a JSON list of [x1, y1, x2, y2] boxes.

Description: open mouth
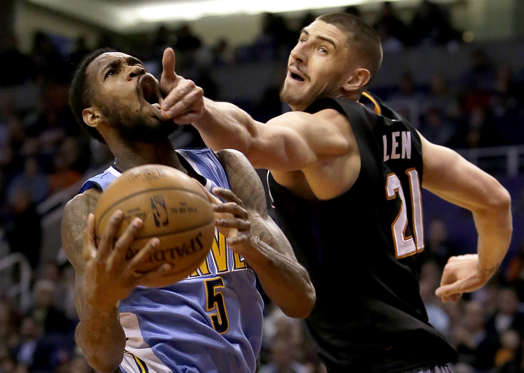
[[289, 68, 306, 82], [139, 74, 162, 105], [290, 72, 305, 81]]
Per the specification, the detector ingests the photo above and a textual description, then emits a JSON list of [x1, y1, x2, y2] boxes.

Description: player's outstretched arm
[[193, 100, 351, 172], [419, 133, 512, 302], [61, 190, 169, 372], [158, 48, 350, 173], [215, 150, 316, 318]]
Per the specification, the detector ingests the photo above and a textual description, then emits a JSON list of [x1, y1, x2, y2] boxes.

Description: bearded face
[[86, 52, 175, 142]]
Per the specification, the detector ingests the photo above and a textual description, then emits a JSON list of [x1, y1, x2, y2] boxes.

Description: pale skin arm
[[157, 47, 349, 173], [419, 133, 513, 303], [61, 190, 169, 373], [214, 149, 316, 318]]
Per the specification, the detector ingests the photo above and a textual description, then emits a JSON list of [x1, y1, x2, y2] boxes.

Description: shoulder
[[215, 149, 261, 184], [215, 148, 250, 167], [63, 188, 100, 217], [268, 107, 348, 128], [61, 188, 101, 269]]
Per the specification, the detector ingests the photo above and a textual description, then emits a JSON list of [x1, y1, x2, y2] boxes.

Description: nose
[[128, 65, 145, 79], [290, 42, 307, 64]]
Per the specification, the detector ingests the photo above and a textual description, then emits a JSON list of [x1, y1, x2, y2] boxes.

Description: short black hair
[[317, 13, 383, 82], [69, 48, 115, 143]]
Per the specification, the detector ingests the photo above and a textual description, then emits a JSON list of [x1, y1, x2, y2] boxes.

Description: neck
[[289, 92, 360, 111], [110, 138, 187, 174]]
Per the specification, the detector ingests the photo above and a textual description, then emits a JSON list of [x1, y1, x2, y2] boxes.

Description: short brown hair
[[317, 13, 383, 81]]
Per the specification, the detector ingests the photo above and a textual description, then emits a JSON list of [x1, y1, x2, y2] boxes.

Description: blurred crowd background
[[1, 0, 524, 372]]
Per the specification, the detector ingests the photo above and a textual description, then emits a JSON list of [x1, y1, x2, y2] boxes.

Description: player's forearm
[[76, 303, 126, 373], [244, 238, 315, 318], [472, 189, 512, 277], [193, 98, 259, 155]]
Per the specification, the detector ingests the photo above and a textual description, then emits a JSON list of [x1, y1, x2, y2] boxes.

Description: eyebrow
[[102, 56, 144, 77], [301, 28, 337, 49]]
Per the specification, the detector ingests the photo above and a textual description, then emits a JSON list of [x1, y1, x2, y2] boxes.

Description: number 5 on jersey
[[385, 168, 424, 258], [205, 277, 229, 333]]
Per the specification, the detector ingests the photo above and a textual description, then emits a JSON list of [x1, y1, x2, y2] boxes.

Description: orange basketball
[[93, 164, 215, 287]]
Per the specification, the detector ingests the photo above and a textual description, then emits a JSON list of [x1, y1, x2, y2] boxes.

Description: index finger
[[162, 47, 177, 81]]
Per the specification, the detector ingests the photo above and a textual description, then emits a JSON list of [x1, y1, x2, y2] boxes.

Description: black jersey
[[267, 94, 457, 372]]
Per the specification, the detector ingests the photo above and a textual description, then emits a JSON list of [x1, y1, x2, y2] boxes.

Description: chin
[[120, 117, 176, 142]]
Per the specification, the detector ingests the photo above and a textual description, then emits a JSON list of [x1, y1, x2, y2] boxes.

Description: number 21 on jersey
[[385, 168, 424, 258]]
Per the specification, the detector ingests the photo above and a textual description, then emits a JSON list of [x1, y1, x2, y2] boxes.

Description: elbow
[[75, 328, 122, 373], [86, 356, 120, 373], [488, 186, 512, 214], [282, 282, 316, 319]]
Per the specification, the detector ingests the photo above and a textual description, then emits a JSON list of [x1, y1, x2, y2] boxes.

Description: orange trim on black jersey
[[361, 91, 382, 115]]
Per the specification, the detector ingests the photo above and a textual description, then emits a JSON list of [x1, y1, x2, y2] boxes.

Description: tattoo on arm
[[217, 150, 295, 258], [61, 190, 99, 269]]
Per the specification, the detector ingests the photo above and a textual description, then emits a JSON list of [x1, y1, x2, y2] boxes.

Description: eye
[[319, 47, 328, 54], [104, 69, 116, 80]]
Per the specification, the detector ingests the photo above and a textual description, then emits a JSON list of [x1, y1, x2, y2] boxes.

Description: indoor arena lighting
[[27, 0, 457, 32], [127, 0, 390, 23]]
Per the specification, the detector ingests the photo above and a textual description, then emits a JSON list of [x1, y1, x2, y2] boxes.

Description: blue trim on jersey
[[79, 148, 263, 373], [176, 149, 231, 191]]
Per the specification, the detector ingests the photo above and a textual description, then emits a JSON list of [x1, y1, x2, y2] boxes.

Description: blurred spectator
[[506, 242, 524, 302], [67, 36, 91, 68], [0, 33, 34, 87], [409, 0, 461, 46], [211, 38, 235, 67], [259, 338, 309, 373], [423, 74, 459, 119], [48, 137, 85, 193], [13, 316, 41, 368], [491, 65, 523, 145], [453, 301, 497, 370], [485, 286, 524, 338], [388, 71, 425, 127], [374, 2, 410, 47], [462, 48, 495, 94], [420, 260, 451, 337], [148, 24, 172, 61], [4, 187, 42, 270], [499, 341, 524, 373], [27, 279, 73, 336], [68, 352, 93, 373], [253, 13, 295, 61], [420, 106, 455, 146], [495, 329, 520, 368], [174, 24, 202, 53], [30, 31, 68, 83], [7, 158, 50, 205]]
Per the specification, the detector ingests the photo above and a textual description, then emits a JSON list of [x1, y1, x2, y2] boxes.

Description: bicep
[[420, 133, 505, 211], [251, 110, 349, 172]]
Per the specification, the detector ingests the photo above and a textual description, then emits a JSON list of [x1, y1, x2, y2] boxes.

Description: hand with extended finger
[[81, 210, 171, 311], [211, 188, 257, 257], [435, 254, 495, 303], [159, 47, 204, 125]]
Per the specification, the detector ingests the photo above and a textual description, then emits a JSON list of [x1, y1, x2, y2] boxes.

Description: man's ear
[[82, 107, 102, 128], [342, 67, 371, 94]]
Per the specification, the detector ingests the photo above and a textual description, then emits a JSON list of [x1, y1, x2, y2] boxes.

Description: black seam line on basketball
[[135, 217, 214, 239], [97, 186, 210, 227]]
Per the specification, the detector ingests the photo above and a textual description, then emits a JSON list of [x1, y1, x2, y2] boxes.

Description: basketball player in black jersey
[[158, 13, 513, 373]]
